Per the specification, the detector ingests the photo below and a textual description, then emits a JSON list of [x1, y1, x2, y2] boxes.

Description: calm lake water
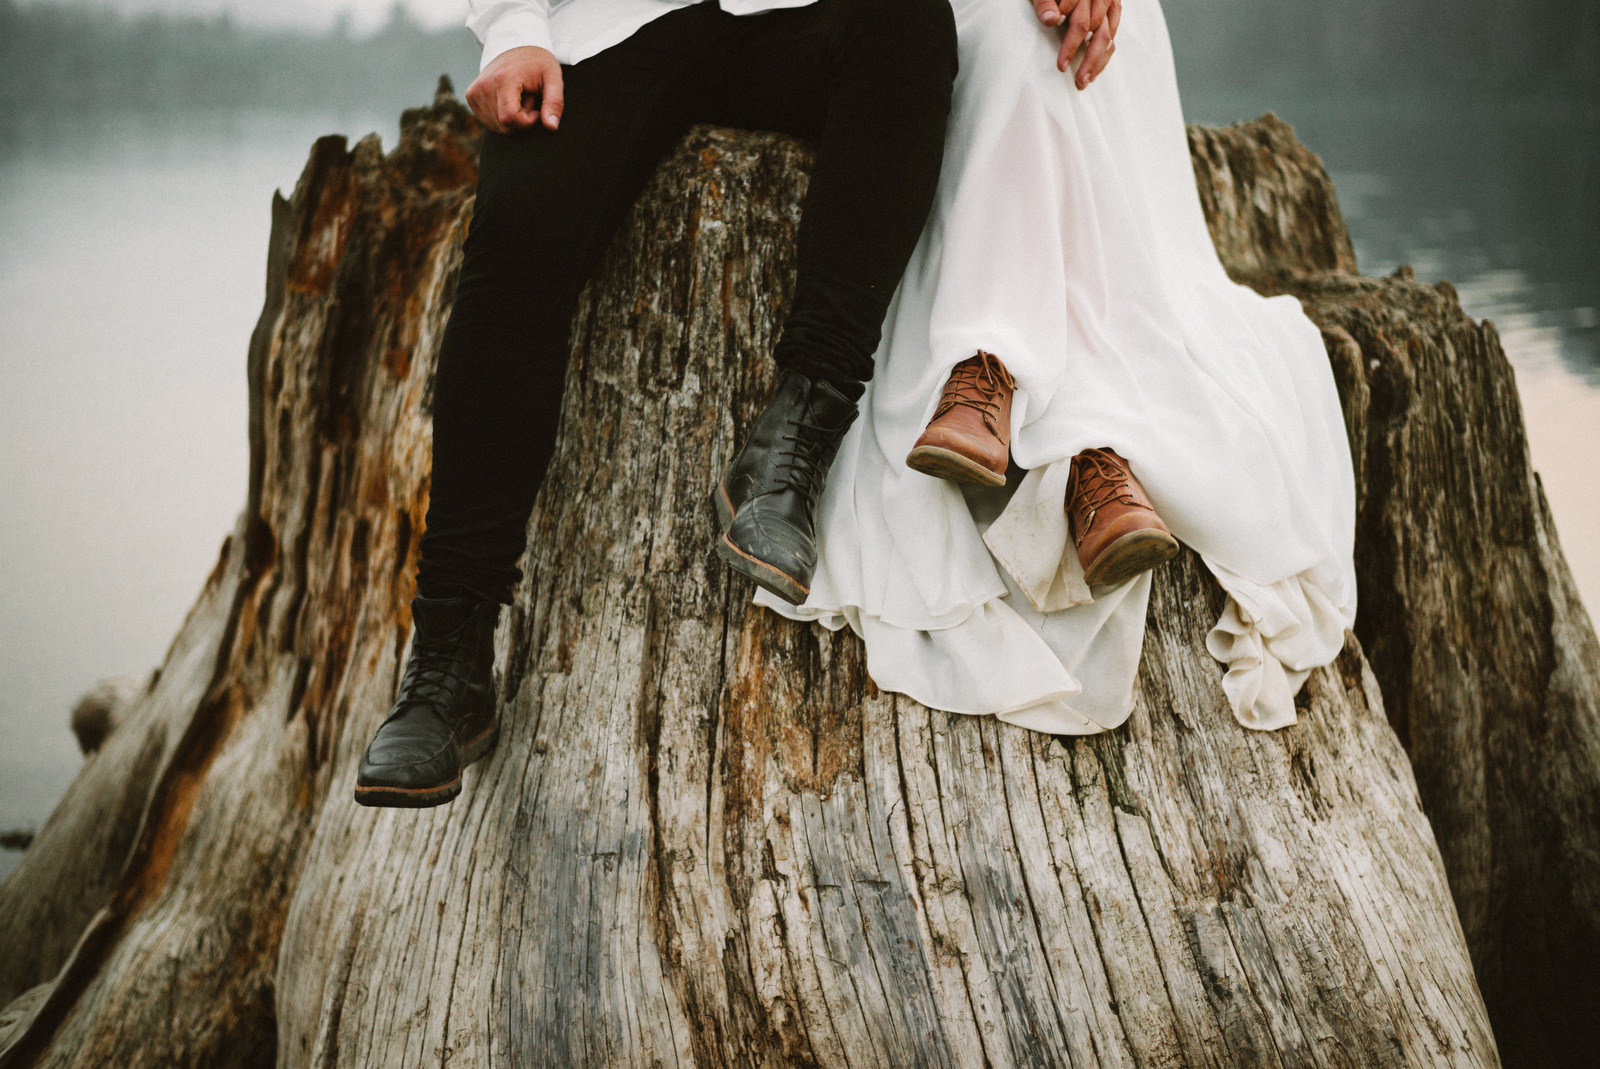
[[2, 93, 1596, 879]]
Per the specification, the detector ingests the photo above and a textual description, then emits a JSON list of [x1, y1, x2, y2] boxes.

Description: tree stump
[[1187, 115, 1600, 1066], [5, 86, 1591, 1068]]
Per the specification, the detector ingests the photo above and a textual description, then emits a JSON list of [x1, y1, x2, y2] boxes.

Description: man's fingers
[[466, 48, 563, 136], [1088, 0, 1111, 29], [465, 90, 484, 132], [1032, 0, 1063, 26], [497, 80, 529, 131], [464, 77, 497, 134], [539, 66, 564, 131]]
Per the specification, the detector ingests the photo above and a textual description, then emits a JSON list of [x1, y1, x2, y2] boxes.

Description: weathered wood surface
[[1186, 114, 1358, 283], [1287, 270, 1600, 1069], [1191, 117, 1600, 1067], [7, 84, 1590, 1066]]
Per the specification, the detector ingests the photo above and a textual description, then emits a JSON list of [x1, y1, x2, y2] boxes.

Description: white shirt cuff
[[477, 10, 555, 71]]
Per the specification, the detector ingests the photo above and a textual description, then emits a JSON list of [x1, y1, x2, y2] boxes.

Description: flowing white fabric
[[754, 0, 1359, 734]]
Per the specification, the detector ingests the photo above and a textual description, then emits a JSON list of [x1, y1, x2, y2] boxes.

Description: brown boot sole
[[905, 445, 1007, 487], [1082, 529, 1180, 587], [352, 721, 500, 809]]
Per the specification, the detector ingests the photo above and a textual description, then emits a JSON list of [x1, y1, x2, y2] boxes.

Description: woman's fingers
[[1079, 35, 1114, 87], [1068, 0, 1122, 87], [1057, 2, 1093, 71], [1078, 20, 1114, 86], [1032, 0, 1064, 27]]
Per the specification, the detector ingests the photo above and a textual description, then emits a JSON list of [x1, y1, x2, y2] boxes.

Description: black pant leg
[[416, 12, 711, 605], [702, 0, 960, 395]]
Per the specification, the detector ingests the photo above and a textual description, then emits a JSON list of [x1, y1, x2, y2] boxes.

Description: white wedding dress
[[755, 0, 1358, 733]]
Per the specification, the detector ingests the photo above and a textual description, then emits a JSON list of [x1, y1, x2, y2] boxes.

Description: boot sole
[[352, 777, 462, 809], [711, 477, 736, 530], [1083, 529, 1180, 587], [716, 533, 809, 605], [352, 720, 501, 809], [905, 445, 1007, 487]]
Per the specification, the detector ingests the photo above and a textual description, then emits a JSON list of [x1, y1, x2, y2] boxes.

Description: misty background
[[2, 0, 1597, 874]]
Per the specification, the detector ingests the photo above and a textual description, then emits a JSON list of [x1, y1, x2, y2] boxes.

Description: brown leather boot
[[905, 351, 1015, 487], [1066, 447, 1179, 586]]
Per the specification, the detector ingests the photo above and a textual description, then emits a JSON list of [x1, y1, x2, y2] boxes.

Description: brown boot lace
[[931, 350, 1016, 435], [1067, 448, 1143, 546]]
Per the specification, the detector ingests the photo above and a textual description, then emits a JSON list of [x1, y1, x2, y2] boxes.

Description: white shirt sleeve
[[466, 0, 555, 72]]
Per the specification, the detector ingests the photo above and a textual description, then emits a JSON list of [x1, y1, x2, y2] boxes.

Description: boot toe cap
[[908, 423, 1008, 482], [720, 509, 816, 602], [1076, 509, 1179, 585], [357, 715, 461, 790]]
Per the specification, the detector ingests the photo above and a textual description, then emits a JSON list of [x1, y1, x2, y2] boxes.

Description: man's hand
[[466, 46, 564, 134], [1031, 0, 1122, 87]]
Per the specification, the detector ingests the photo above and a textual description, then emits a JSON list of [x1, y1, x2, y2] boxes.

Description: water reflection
[[0, 108, 395, 877], [1186, 92, 1600, 655]]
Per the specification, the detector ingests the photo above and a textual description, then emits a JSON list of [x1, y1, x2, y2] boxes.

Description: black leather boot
[[711, 369, 859, 604], [354, 594, 501, 808]]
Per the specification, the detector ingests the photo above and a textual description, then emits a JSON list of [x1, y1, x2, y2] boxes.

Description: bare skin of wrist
[[466, 45, 565, 134], [1031, 0, 1122, 87]]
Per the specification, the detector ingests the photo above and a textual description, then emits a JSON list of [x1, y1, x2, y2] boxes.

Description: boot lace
[[932, 350, 1015, 434], [774, 414, 836, 523], [1068, 448, 1142, 545], [396, 639, 473, 708]]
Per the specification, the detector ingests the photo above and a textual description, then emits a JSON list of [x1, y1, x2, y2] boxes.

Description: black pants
[[416, 0, 959, 605]]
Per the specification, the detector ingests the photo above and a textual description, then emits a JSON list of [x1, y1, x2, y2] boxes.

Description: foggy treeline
[[0, 0, 1596, 117], [0, 2, 479, 113]]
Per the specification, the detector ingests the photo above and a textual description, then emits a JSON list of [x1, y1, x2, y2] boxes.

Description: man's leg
[[417, 19, 713, 608], [358, 10, 714, 807], [710, 0, 960, 395], [705, 0, 960, 602]]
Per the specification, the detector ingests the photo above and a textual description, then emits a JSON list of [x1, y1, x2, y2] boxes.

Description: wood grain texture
[[3, 86, 1580, 1066], [1286, 269, 1600, 1069]]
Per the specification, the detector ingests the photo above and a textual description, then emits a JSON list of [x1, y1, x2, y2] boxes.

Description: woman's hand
[[466, 46, 565, 134], [1031, 0, 1122, 87]]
